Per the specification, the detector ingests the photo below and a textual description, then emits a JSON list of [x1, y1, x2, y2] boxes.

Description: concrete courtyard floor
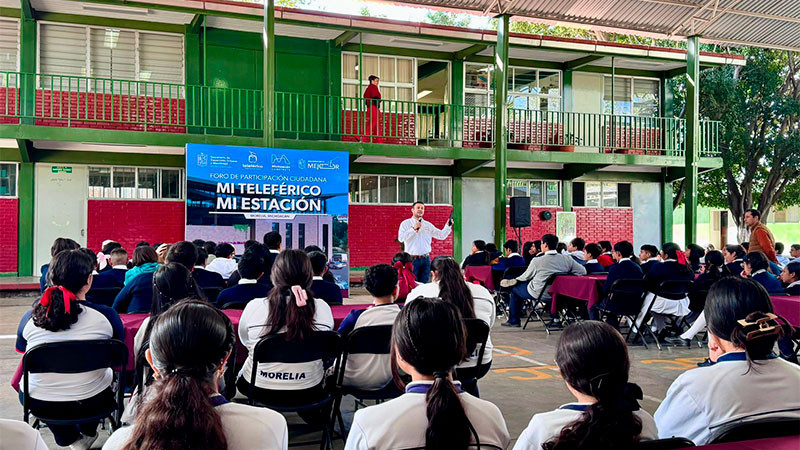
[[0, 293, 710, 449]]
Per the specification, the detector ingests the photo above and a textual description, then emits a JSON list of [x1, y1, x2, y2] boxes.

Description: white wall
[[632, 182, 661, 251], [571, 72, 604, 153], [460, 177, 495, 258]]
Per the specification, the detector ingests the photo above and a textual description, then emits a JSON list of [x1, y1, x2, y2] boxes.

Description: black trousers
[[22, 387, 116, 446]]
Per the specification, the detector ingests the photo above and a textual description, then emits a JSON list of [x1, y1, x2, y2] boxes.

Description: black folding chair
[[597, 279, 650, 348], [523, 273, 567, 334], [219, 301, 248, 310], [85, 286, 123, 307], [455, 318, 491, 394], [331, 325, 402, 438], [639, 280, 694, 350], [202, 286, 223, 304], [633, 437, 695, 449], [242, 331, 342, 450], [710, 416, 800, 443], [495, 266, 526, 318], [681, 287, 710, 346], [22, 339, 128, 431]]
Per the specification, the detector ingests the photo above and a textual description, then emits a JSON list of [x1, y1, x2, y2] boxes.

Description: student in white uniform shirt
[[15, 250, 123, 450], [0, 419, 48, 450], [655, 277, 800, 445], [406, 256, 495, 396], [337, 263, 402, 390], [514, 321, 657, 450], [205, 243, 239, 279], [104, 300, 287, 450], [345, 298, 510, 450], [237, 249, 333, 406]]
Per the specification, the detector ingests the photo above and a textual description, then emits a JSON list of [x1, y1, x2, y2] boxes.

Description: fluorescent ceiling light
[[83, 5, 151, 16], [389, 38, 443, 48], [416, 90, 432, 100]]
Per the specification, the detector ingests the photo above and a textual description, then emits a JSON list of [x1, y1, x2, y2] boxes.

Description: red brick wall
[[505, 207, 561, 243], [87, 200, 185, 252], [0, 198, 19, 273], [576, 208, 633, 244], [349, 204, 453, 267]]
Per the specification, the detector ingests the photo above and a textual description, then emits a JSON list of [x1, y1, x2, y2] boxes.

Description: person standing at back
[[308, 251, 343, 306], [744, 208, 778, 263], [397, 201, 452, 283]]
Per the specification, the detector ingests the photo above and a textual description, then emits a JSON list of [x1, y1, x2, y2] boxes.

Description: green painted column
[[661, 168, 674, 243], [18, 162, 34, 276], [493, 14, 510, 248], [563, 70, 574, 113], [451, 59, 464, 145], [327, 41, 342, 140], [19, 13, 36, 123], [453, 176, 463, 261], [684, 35, 700, 245], [562, 180, 573, 212], [184, 21, 202, 133], [263, 0, 275, 147]]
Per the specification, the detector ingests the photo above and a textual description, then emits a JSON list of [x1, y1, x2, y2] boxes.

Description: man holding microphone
[[397, 201, 453, 283]]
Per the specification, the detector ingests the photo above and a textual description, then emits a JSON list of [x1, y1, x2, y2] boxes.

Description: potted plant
[[544, 133, 581, 152]]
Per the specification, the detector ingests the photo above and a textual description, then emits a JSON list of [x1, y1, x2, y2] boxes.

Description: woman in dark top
[[686, 244, 705, 273], [743, 251, 783, 293], [522, 241, 535, 266], [462, 240, 490, 269]]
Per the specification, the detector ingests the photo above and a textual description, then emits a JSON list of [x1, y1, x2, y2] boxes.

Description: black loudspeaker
[[510, 196, 531, 227]]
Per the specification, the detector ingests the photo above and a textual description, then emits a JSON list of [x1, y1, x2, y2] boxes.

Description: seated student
[[566, 238, 587, 265], [0, 418, 48, 450], [462, 240, 490, 269], [308, 251, 343, 306], [124, 246, 159, 285], [304, 245, 337, 284], [639, 245, 660, 274], [104, 300, 288, 450], [522, 241, 536, 265], [486, 242, 502, 264], [636, 243, 694, 337], [493, 240, 527, 273], [392, 252, 417, 301], [589, 241, 643, 321], [227, 242, 274, 289], [407, 257, 495, 396], [216, 250, 271, 309], [776, 242, 790, 267], [723, 244, 747, 276], [780, 262, 800, 295], [345, 298, 510, 450], [337, 264, 402, 390], [514, 321, 657, 450], [743, 251, 784, 293], [40, 237, 80, 292], [203, 241, 217, 265], [666, 250, 731, 347], [582, 243, 606, 274], [263, 231, 282, 266], [237, 250, 333, 405], [97, 240, 122, 272], [686, 243, 704, 273], [790, 244, 800, 263], [597, 241, 615, 268], [16, 249, 123, 450], [114, 246, 161, 313], [501, 234, 587, 328], [205, 243, 238, 280], [655, 277, 800, 445], [164, 240, 199, 272], [192, 247, 226, 290], [91, 248, 128, 289]]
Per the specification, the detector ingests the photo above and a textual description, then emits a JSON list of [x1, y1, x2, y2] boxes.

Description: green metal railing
[[0, 71, 720, 156]]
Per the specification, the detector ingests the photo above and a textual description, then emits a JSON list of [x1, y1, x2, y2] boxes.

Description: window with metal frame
[[88, 166, 183, 200], [572, 181, 631, 208], [349, 174, 451, 205], [603, 76, 660, 117], [342, 52, 415, 105], [0, 162, 18, 197], [465, 63, 562, 111], [0, 18, 19, 86], [505, 179, 561, 206]]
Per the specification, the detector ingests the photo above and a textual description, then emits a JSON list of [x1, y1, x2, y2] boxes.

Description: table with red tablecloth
[[695, 436, 799, 450], [120, 304, 366, 371], [549, 274, 608, 314], [771, 295, 800, 327]]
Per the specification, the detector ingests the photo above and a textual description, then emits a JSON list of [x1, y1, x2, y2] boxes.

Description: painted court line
[[0, 335, 16, 340], [493, 347, 551, 367]]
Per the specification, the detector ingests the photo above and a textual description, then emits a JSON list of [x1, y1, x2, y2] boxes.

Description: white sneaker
[[69, 433, 99, 450], [500, 279, 518, 288]]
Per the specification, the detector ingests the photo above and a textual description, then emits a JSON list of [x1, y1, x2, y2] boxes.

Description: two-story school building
[[0, 0, 743, 275]]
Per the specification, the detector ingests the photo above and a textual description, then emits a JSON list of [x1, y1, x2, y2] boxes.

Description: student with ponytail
[[237, 249, 333, 404], [103, 300, 287, 450], [16, 249, 123, 450], [345, 298, 509, 450], [655, 277, 800, 445], [406, 256, 495, 395], [514, 321, 657, 450]]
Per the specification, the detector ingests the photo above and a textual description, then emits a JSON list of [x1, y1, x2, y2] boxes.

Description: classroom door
[[34, 164, 88, 271]]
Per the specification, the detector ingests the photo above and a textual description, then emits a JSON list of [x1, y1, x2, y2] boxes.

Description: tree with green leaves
[[424, 11, 472, 28]]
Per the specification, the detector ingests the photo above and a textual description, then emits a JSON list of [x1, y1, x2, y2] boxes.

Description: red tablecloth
[[695, 436, 799, 449], [120, 304, 363, 371], [549, 274, 608, 314], [771, 295, 800, 327], [464, 266, 495, 291]]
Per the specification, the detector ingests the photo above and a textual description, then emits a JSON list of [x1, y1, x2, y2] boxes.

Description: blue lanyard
[[405, 383, 464, 394], [559, 404, 589, 412], [714, 352, 778, 364]]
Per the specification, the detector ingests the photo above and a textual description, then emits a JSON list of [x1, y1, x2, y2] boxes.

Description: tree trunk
[[673, 180, 685, 210]]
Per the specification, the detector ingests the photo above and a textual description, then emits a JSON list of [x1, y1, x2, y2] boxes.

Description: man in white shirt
[[396, 201, 452, 283]]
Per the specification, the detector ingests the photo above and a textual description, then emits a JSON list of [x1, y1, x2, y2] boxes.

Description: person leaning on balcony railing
[[361, 75, 383, 144]]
